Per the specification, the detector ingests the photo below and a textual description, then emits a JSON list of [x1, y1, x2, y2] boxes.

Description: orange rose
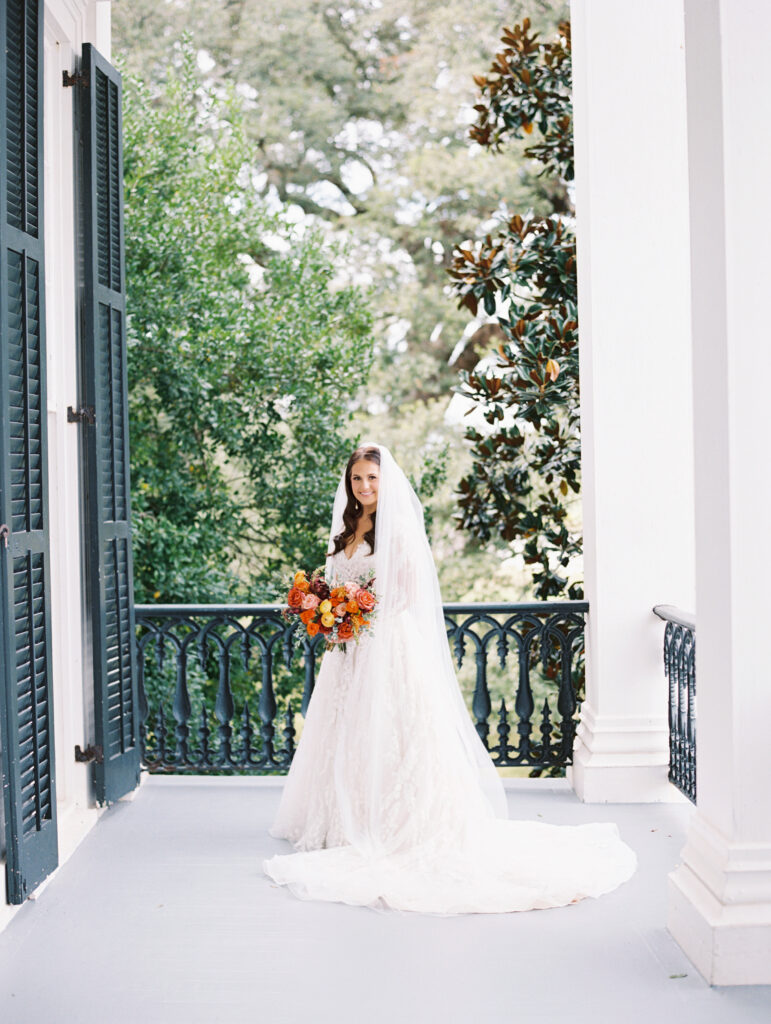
[[355, 588, 375, 612], [300, 609, 315, 625], [287, 587, 304, 609], [293, 571, 310, 594], [330, 586, 347, 601], [337, 621, 353, 641], [346, 599, 359, 614], [306, 620, 320, 637]]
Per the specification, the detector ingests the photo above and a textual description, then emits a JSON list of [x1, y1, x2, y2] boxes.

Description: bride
[[263, 443, 636, 914]]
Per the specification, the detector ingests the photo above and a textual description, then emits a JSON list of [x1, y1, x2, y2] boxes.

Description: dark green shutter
[[0, 0, 58, 904], [77, 43, 140, 804]]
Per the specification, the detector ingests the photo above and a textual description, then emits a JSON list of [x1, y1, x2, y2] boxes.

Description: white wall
[[569, 0, 696, 801], [0, 0, 111, 936]]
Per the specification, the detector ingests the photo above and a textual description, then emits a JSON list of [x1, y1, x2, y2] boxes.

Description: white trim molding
[[669, 815, 771, 985], [569, 703, 682, 804]]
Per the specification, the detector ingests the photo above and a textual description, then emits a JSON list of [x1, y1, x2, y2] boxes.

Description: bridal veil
[[323, 442, 507, 857]]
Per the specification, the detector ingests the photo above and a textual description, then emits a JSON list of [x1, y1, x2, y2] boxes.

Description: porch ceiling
[[0, 777, 768, 1023]]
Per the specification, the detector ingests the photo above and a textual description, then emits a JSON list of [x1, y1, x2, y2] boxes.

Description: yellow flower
[[319, 599, 332, 614], [321, 612, 335, 627], [153, 590, 161, 599]]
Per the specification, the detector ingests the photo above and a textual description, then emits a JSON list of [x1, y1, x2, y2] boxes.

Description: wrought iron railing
[[654, 605, 696, 803], [135, 601, 588, 775]]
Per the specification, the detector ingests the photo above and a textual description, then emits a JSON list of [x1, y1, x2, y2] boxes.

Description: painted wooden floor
[[0, 776, 769, 1024]]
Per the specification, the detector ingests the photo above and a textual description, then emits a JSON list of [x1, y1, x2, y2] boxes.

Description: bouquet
[[283, 567, 377, 652]]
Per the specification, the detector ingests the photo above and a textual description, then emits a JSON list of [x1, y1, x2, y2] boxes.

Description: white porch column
[[568, 0, 695, 802], [667, 0, 771, 986]]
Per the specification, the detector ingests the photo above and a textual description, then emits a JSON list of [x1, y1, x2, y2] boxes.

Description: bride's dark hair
[[328, 445, 380, 556]]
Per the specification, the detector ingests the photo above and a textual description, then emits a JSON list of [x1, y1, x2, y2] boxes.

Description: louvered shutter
[[77, 43, 140, 804], [0, 0, 59, 904]]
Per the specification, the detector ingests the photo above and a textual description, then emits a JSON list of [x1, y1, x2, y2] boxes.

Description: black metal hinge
[[62, 70, 89, 88], [75, 744, 103, 764], [67, 405, 96, 424]]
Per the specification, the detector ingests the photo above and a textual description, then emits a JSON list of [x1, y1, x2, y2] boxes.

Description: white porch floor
[[0, 776, 769, 1024]]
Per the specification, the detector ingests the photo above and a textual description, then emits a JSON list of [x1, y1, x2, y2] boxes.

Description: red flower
[[337, 620, 354, 641], [310, 577, 330, 600]]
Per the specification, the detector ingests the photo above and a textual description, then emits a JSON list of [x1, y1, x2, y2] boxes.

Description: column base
[[567, 701, 679, 802], [668, 815, 771, 985]]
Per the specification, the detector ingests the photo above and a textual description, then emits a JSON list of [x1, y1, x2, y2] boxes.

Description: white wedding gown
[[263, 539, 637, 915]]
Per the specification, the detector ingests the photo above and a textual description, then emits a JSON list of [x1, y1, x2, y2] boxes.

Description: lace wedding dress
[[263, 446, 636, 915]]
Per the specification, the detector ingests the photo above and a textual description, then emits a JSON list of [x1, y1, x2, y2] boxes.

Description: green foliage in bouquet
[[448, 20, 581, 601]]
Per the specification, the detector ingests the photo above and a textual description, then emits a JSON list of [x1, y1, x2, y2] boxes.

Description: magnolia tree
[[448, 20, 581, 600]]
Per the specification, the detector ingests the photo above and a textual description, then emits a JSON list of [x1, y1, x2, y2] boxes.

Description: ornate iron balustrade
[[135, 601, 588, 775], [654, 605, 696, 803]]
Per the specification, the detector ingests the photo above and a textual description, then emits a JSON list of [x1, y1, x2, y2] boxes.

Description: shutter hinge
[[67, 405, 96, 424], [62, 70, 89, 88], [75, 744, 104, 765]]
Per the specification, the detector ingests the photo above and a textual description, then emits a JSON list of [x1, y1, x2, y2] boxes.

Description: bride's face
[[350, 459, 380, 514]]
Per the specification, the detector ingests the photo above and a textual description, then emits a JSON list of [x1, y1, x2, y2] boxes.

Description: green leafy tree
[[448, 19, 581, 600], [123, 44, 374, 602], [113, 0, 568, 413]]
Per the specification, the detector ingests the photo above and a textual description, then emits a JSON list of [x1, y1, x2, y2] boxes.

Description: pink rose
[[344, 581, 358, 597], [355, 588, 376, 612], [334, 603, 347, 618], [301, 592, 320, 610]]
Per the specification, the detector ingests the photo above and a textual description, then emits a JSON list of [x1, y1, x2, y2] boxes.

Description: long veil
[[323, 443, 507, 857]]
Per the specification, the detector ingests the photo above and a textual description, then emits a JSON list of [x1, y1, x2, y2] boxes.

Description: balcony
[[134, 601, 589, 776], [0, 775, 769, 1022]]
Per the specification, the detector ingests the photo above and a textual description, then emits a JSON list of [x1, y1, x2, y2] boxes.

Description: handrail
[[653, 604, 695, 631], [135, 600, 591, 617]]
